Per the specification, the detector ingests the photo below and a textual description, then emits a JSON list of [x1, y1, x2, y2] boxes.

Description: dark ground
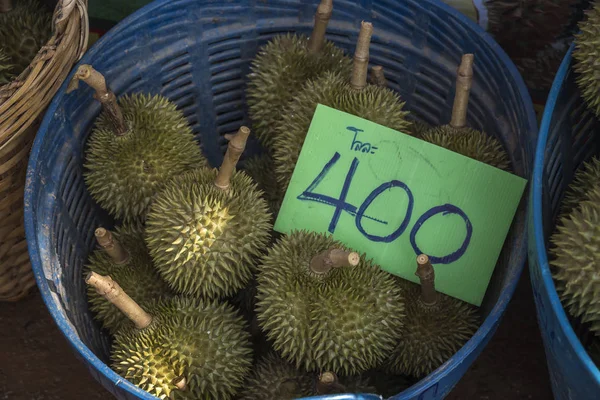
[[0, 265, 552, 400]]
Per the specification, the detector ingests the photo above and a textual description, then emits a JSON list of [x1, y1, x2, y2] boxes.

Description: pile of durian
[[76, 1, 518, 398], [553, 0, 600, 369], [0, 0, 52, 85]]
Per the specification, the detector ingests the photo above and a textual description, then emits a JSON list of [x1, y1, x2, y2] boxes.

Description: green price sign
[[274, 104, 527, 306]]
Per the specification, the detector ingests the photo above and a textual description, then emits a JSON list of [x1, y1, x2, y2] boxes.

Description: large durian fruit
[[0, 48, 14, 84], [559, 155, 600, 216], [384, 255, 480, 378], [246, 0, 352, 150], [272, 21, 412, 192], [255, 230, 405, 375], [86, 273, 253, 400], [0, 0, 52, 80], [574, 0, 600, 117], [243, 153, 284, 220], [145, 126, 272, 300], [550, 188, 600, 336], [67, 64, 206, 223], [420, 54, 511, 172], [84, 224, 173, 335]]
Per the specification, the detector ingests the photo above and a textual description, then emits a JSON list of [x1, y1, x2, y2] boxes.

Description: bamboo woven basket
[[0, 0, 88, 301]]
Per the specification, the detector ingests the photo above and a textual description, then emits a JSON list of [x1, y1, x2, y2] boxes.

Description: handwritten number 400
[[297, 152, 473, 264]]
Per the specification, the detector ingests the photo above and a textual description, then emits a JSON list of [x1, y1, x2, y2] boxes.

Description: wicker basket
[[0, 0, 88, 301]]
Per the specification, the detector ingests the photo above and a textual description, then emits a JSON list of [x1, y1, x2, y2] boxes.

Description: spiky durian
[[239, 352, 316, 400], [384, 255, 480, 378], [0, 48, 14, 84], [409, 119, 432, 138], [421, 54, 511, 172], [86, 273, 253, 400], [243, 153, 284, 220], [145, 127, 272, 299], [246, 0, 352, 150], [560, 155, 600, 216], [550, 194, 600, 336], [0, 0, 51, 78], [68, 65, 206, 223], [255, 230, 405, 375], [84, 224, 172, 335], [574, 1, 600, 117], [272, 22, 412, 192]]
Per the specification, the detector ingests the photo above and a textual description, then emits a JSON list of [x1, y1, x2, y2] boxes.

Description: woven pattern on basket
[[0, 0, 88, 301]]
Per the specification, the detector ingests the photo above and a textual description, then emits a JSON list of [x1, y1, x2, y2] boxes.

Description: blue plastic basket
[[529, 43, 600, 399], [24, 0, 537, 399]]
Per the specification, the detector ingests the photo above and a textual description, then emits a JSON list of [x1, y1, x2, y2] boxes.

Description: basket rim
[[529, 42, 600, 381], [24, 0, 538, 399]]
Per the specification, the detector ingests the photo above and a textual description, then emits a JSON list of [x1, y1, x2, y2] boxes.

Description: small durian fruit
[[420, 54, 511, 172], [256, 230, 405, 375], [572, 1, 600, 117], [272, 22, 412, 192], [67, 65, 206, 223], [145, 126, 272, 299], [0, 48, 14, 84], [86, 272, 253, 400], [239, 352, 316, 400], [84, 224, 172, 335], [560, 155, 600, 216], [0, 0, 51, 79], [384, 255, 480, 378], [243, 153, 284, 220], [246, 0, 352, 150], [550, 195, 600, 336]]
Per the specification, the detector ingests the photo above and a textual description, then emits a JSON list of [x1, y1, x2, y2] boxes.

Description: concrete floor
[[0, 266, 552, 400]]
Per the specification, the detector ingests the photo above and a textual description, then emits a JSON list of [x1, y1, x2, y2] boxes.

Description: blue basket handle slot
[[369, 65, 387, 88], [85, 271, 153, 330], [95, 227, 130, 264], [66, 64, 129, 136], [216, 125, 252, 191], [450, 54, 475, 129], [307, 0, 333, 54], [416, 254, 438, 306], [309, 247, 361, 275], [351, 21, 373, 91]]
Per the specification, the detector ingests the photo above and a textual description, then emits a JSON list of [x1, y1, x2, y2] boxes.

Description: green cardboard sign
[[274, 104, 527, 306]]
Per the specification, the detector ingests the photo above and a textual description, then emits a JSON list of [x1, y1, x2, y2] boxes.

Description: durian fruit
[[0, 48, 14, 84], [420, 54, 511, 172], [145, 126, 272, 300], [255, 230, 405, 375], [67, 65, 206, 223], [384, 254, 480, 378], [84, 224, 173, 335], [559, 155, 600, 216], [246, 0, 352, 150], [272, 22, 412, 192], [239, 352, 316, 400], [86, 272, 253, 400], [550, 194, 600, 336], [409, 119, 432, 139], [243, 153, 284, 220], [574, 1, 600, 118], [0, 0, 52, 79]]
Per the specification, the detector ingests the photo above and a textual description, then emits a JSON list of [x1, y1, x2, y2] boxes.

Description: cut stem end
[[214, 126, 251, 191], [310, 247, 360, 274], [370, 65, 387, 87], [307, 0, 333, 54], [449, 54, 475, 129], [172, 376, 186, 391], [95, 227, 130, 264], [415, 254, 437, 305], [350, 21, 373, 91]]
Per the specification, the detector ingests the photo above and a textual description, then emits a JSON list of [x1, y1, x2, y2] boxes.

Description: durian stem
[[0, 0, 12, 13], [172, 376, 186, 391], [309, 247, 360, 274], [316, 372, 346, 394], [449, 54, 475, 129], [85, 272, 153, 330], [95, 228, 129, 264], [214, 126, 251, 191], [350, 21, 373, 91], [415, 254, 437, 305], [307, 0, 333, 54], [370, 65, 387, 87], [68, 65, 129, 136]]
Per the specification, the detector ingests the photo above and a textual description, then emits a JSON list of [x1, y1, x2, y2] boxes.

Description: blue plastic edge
[[23, 0, 539, 399], [529, 42, 600, 382]]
